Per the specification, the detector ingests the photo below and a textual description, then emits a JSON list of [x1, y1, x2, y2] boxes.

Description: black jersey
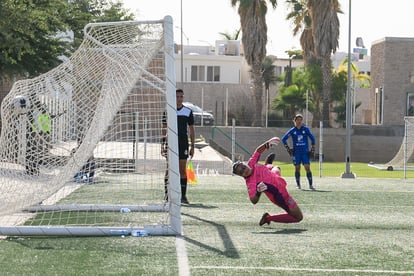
[[162, 105, 194, 159], [162, 105, 194, 137], [177, 105, 194, 139], [177, 105, 194, 159]]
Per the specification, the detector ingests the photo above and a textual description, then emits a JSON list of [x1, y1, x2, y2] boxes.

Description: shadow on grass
[[253, 228, 307, 235], [182, 212, 240, 259], [181, 203, 218, 209], [298, 189, 331, 193]]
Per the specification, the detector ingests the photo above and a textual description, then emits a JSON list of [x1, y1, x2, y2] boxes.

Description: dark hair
[[176, 89, 184, 94], [232, 161, 243, 174]]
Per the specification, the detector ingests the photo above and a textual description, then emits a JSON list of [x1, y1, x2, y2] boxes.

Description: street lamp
[[175, 26, 189, 45], [341, 0, 356, 178]]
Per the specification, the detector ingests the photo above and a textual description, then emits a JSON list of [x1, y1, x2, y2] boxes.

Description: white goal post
[[0, 16, 182, 236], [385, 116, 414, 173]]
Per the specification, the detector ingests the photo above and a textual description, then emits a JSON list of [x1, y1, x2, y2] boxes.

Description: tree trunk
[[251, 61, 263, 127]]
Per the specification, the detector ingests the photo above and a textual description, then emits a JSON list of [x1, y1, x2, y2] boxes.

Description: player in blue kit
[[281, 114, 316, 190]]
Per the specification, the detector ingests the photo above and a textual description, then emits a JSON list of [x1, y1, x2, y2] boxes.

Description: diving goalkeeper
[[232, 138, 303, 226]]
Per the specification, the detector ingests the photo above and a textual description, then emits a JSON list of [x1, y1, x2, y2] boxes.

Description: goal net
[[0, 17, 181, 236], [385, 116, 414, 171]]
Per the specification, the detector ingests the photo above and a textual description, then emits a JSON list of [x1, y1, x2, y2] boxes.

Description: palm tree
[[307, 0, 341, 127], [262, 55, 278, 92], [337, 57, 371, 88], [231, 0, 277, 126], [286, 0, 314, 63], [219, 29, 241, 40], [262, 55, 278, 125]]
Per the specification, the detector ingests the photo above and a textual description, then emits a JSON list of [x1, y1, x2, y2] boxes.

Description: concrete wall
[[195, 125, 404, 164], [177, 83, 279, 126], [371, 37, 414, 126]]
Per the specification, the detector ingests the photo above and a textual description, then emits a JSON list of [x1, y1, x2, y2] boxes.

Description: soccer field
[[0, 175, 413, 275]]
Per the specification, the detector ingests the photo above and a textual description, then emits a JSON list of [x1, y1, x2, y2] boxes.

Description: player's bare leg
[[260, 206, 303, 225]]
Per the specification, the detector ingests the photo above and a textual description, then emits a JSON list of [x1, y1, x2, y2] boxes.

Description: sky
[[121, 0, 414, 58]]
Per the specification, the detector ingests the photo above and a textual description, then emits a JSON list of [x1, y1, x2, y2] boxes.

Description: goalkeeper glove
[[256, 182, 268, 193], [284, 144, 294, 156], [309, 145, 315, 158]]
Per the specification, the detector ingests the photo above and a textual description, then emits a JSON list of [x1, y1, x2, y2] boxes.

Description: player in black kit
[[162, 89, 195, 204]]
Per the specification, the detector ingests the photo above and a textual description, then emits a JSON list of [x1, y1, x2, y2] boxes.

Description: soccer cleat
[[264, 153, 276, 165], [181, 197, 190, 204], [296, 184, 301, 189], [259, 212, 270, 226], [309, 185, 315, 190]]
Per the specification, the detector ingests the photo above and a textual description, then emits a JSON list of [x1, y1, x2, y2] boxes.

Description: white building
[[173, 39, 372, 126], [174, 40, 250, 85]]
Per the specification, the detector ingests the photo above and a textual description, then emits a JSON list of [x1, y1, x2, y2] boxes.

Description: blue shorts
[[292, 151, 310, 166]]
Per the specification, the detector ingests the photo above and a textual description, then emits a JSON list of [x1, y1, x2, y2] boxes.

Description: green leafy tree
[[0, 0, 70, 77], [337, 57, 371, 88], [272, 67, 310, 124], [231, 0, 277, 126], [262, 55, 278, 92], [65, 0, 134, 50], [307, 0, 341, 127], [0, 0, 134, 78], [333, 58, 370, 126], [305, 61, 323, 126], [331, 70, 350, 126]]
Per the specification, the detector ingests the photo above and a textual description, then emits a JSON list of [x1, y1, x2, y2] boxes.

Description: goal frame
[[0, 16, 182, 237]]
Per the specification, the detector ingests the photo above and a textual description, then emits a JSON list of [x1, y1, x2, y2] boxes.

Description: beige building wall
[[371, 37, 414, 126]]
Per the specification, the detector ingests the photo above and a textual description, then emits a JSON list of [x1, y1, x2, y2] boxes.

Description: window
[[191, 66, 205, 82], [207, 66, 220, 82], [407, 92, 414, 116], [191, 65, 220, 82]]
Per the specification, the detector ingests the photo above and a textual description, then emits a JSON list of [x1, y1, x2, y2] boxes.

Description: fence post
[[231, 118, 236, 162], [319, 121, 323, 177]]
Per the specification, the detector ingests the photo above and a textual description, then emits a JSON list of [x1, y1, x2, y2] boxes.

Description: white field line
[[193, 265, 414, 274], [212, 202, 414, 208], [307, 190, 414, 194], [176, 235, 190, 276]]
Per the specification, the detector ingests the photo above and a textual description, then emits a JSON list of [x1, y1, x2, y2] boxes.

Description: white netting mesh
[[385, 116, 414, 169], [0, 18, 180, 236]]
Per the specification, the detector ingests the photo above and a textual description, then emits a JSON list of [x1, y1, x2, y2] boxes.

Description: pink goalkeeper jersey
[[245, 151, 297, 211]]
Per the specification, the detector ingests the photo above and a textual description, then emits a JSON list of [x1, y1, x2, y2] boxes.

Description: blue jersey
[[281, 125, 315, 153]]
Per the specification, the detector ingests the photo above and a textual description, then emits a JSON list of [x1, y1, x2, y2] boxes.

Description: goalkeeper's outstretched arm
[[255, 137, 280, 154]]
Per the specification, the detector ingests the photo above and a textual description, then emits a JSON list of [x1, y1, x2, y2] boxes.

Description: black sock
[[295, 171, 300, 186], [180, 178, 187, 199], [307, 171, 313, 186]]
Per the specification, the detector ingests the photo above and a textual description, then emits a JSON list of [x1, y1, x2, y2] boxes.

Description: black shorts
[[178, 138, 189, 160]]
